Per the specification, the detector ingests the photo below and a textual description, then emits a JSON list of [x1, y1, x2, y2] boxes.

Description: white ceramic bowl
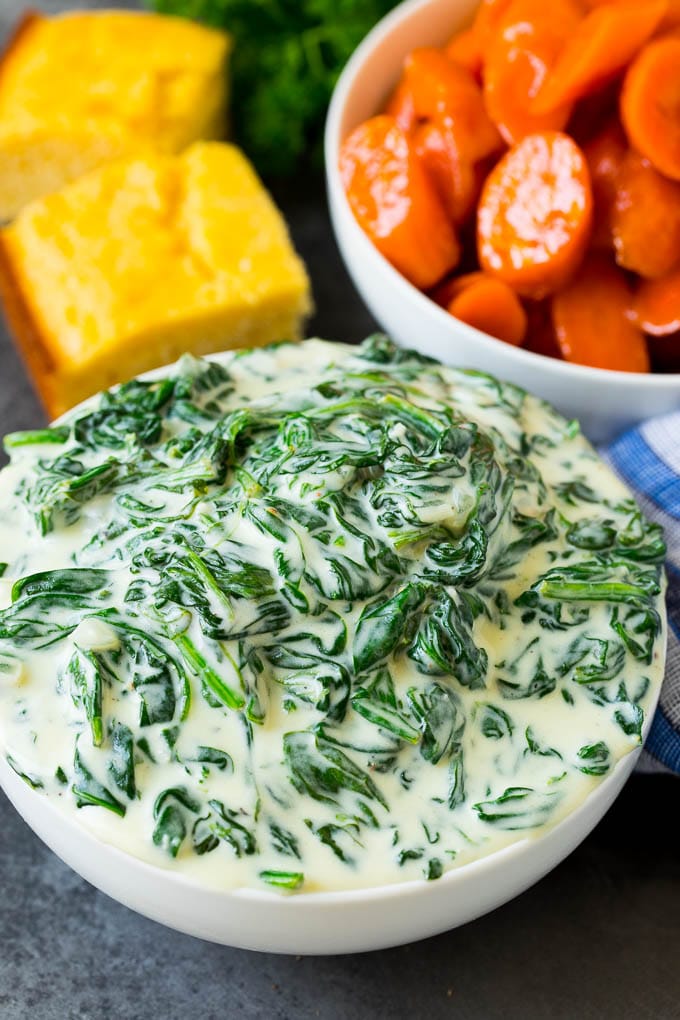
[[325, 0, 680, 443], [0, 349, 666, 953], [0, 735, 654, 954]]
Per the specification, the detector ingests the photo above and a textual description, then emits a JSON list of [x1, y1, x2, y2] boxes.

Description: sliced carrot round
[[483, 38, 571, 145], [611, 150, 680, 279], [448, 276, 528, 345], [445, 28, 484, 82], [469, 0, 515, 54], [581, 118, 627, 249], [632, 268, 680, 336], [339, 115, 461, 290], [402, 48, 502, 162], [483, 0, 582, 145], [551, 254, 650, 372], [620, 35, 680, 182], [661, 0, 680, 29], [430, 272, 486, 309], [580, 0, 680, 33], [532, 1, 667, 115], [384, 77, 416, 134], [413, 119, 480, 226], [477, 131, 593, 298]]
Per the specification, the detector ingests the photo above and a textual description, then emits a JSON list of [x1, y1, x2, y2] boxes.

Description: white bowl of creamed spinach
[[0, 337, 666, 952]]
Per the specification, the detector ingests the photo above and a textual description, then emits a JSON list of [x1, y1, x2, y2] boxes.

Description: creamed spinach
[[0, 337, 666, 892]]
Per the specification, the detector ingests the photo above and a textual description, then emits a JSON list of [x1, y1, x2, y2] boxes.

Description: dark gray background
[[1, 3, 679, 1018]]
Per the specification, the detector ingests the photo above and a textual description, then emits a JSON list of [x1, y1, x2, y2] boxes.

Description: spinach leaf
[[473, 786, 561, 829], [6, 754, 43, 790], [576, 741, 611, 776], [108, 722, 137, 799], [133, 642, 176, 726], [284, 731, 388, 810], [407, 682, 465, 764], [259, 870, 304, 890], [269, 822, 301, 859], [193, 800, 257, 857], [4, 427, 70, 450], [478, 704, 514, 739], [407, 588, 487, 688], [278, 662, 350, 723], [0, 570, 111, 648], [351, 668, 420, 744], [153, 787, 200, 858], [353, 583, 424, 673], [66, 646, 106, 746], [497, 658, 556, 700], [73, 746, 126, 817], [448, 746, 466, 809]]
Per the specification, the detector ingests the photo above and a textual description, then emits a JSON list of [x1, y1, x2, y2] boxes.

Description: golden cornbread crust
[[0, 10, 232, 222], [0, 10, 41, 85], [0, 143, 312, 418], [0, 229, 58, 414]]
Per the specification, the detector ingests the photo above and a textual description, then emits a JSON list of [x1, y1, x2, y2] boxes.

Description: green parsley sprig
[[150, 0, 400, 176]]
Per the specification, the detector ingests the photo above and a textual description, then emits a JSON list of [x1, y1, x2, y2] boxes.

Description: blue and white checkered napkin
[[603, 413, 680, 775]]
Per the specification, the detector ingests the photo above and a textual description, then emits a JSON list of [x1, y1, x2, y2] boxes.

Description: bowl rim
[[324, 0, 680, 389], [0, 733, 650, 908]]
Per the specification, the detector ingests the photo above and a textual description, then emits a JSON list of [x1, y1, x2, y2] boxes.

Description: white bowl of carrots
[[325, 0, 680, 441]]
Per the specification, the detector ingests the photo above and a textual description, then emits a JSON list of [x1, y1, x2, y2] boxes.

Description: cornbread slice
[[0, 142, 312, 418], [0, 11, 231, 221]]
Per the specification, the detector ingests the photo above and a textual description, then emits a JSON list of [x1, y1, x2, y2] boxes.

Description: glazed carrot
[[477, 131, 593, 298], [413, 119, 479, 225], [484, 37, 571, 145], [620, 35, 680, 182], [611, 150, 680, 278], [632, 269, 680, 336], [402, 48, 502, 161], [582, 119, 627, 248], [483, 0, 583, 145], [430, 272, 486, 308], [445, 29, 484, 82], [660, 0, 680, 28], [448, 276, 528, 345], [469, 0, 514, 54], [580, 0, 680, 30], [532, 1, 667, 114], [551, 255, 650, 372], [339, 116, 461, 290], [384, 77, 416, 134], [402, 48, 478, 117]]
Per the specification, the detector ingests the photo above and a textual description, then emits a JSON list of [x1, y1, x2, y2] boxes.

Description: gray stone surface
[[1, 4, 680, 1018]]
